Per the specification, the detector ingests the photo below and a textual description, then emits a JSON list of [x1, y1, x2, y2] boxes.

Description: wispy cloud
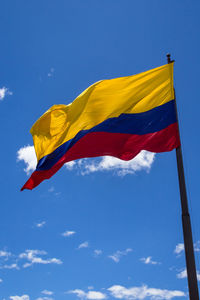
[[194, 241, 200, 252], [36, 297, 54, 300], [62, 230, 76, 237], [0, 248, 62, 270], [108, 248, 132, 263], [0, 250, 11, 259], [17, 145, 37, 174], [19, 249, 62, 268], [10, 296, 30, 300], [48, 186, 55, 193], [68, 289, 106, 299], [177, 268, 200, 282], [47, 68, 54, 77], [175, 241, 200, 256], [68, 285, 185, 300], [0, 249, 19, 270], [41, 290, 53, 296], [78, 241, 89, 249], [177, 269, 187, 279], [174, 243, 184, 255], [0, 86, 12, 101], [140, 256, 160, 265], [65, 161, 76, 170], [108, 285, 185, 299], [35, 221, 46, 228], [0, 263, 19, 270], [18, 145, 155, 178], [94, 249, 102, 257], [65, 151, 155, 176], [48, 186, 60, 197]]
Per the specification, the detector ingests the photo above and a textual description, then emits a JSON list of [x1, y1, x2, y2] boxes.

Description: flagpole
[[167, 54, 199, 299]]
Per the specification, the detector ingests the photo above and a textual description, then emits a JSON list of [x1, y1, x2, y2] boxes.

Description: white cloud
[[94, 249, 102, 257], [87, 291, 106, 299], [78, 241, 89, 249], [65, 151, 155, 176], [65, 161, 76, 170], [19, 249, 62, 268], [0, 278, 2, 282], [194, 241, 200, 252], [36, 298, 54, 300], [69, 289, 106, 299], [0, 250, 19, 270], [69, 289, 85, 298], [140, 256, 160, 265], [176, 268, 200, 283], [10, 296, 29, 300], [174, 243, 184, 255], [0, 263, 19, 270], [181, 270, 200, 282], [17, 145, 37, 174], [18, 146, 155, 177], [177, 269, 187, 279], [62, 230, 76, 237], [175, 241, 200, 255], [36, 221, 46, 228], [0, 250, 11, 259], [108, 285, 185, 300], [108, 248, 132, 263], [0, 86, 12, 101], [0, 87, 7, 100], [68, 285, 185, 300], [41, 290, 53, 295]]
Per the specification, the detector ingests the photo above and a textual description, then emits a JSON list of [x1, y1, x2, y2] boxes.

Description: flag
[[21, 62, 180, 190]]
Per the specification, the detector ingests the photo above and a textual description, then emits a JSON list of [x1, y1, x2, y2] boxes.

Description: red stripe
[[21, 123, 180, 190]]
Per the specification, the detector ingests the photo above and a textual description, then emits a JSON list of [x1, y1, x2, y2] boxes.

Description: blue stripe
[[36, 100, 177, 171]]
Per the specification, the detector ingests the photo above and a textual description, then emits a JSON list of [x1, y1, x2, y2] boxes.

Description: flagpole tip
[[166, 53, 171, 64], [166, 53, 175, 64]]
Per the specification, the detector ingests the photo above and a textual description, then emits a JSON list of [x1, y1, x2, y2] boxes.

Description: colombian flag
[[21, 62, 180, 190]]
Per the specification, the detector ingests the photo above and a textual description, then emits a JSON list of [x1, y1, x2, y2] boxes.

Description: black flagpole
[[167, 54, 199, 299]]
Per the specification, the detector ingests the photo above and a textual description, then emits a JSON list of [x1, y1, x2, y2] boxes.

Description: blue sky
[[0, 0, 200, 299]]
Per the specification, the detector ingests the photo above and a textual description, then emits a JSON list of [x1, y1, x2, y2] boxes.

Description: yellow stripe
[[31, 63, 174, 161]]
